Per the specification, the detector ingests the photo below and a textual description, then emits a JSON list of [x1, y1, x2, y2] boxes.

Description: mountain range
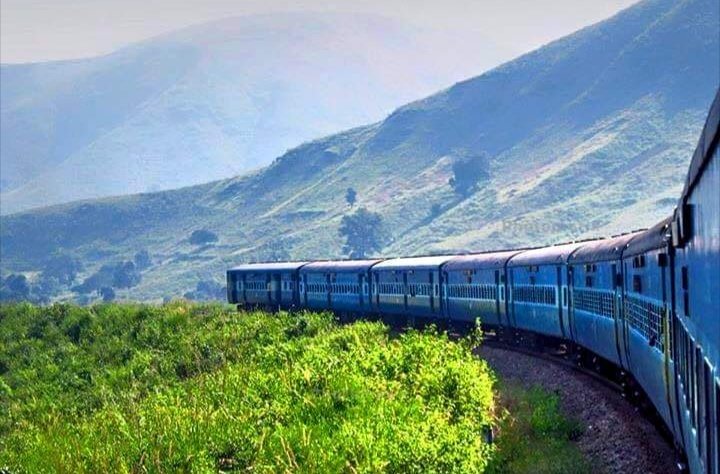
[[0, 12, 509, 214], [1, 0, 718, 302]]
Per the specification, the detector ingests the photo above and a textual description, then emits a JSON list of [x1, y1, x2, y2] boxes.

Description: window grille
[[512, 285, 557, 306], [573, 288, 614, 319], [447, 284, 497, 300], [624, 294, 665, 351]]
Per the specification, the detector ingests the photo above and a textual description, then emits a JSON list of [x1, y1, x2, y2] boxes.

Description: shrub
[[189, 229, 219, 246]]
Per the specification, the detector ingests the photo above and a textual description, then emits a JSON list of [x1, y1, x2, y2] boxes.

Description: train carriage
[[507, 242, 586, 338], [568, 232, 641, 367], [299, 260, 382, 313], [621, 219, 677, 440], [226, 262, 308, 310], [443, 250, 523, 326], [370, 256, 452, 318], [671, 90, 720, 474]]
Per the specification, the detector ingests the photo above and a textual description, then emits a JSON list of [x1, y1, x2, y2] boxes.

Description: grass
[[488, 381, 591, 474], [0, 302, 589, 472]]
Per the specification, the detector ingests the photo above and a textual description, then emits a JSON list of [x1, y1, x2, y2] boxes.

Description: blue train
[[227, 90, 720, 473]]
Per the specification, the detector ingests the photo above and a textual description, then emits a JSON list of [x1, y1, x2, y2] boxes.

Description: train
[[227, 89, 720, 473]]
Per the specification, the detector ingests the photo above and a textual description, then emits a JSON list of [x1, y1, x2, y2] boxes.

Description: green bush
[[0, 303, 496, 473]]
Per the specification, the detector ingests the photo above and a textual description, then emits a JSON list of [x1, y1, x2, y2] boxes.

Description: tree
[[134, 250, 152, 270], [189, 229, 219, 246], [72, 264, 115, 294], [100, 287, 116, 302], [42, 253, 83, 285], [448, 151, 490, 196], [113, 261, 141, 289], [339, 208, 384, 258], [0, 274, 30, 301], [184, 280, 226, 301], [345, 187, 357, 207]]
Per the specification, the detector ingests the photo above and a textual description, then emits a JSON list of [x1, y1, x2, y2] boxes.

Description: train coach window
[[632, 275, 642, 294], [715, 378, 720, 474], [703, 359, 712, 471], [585, 276, 593, 288]]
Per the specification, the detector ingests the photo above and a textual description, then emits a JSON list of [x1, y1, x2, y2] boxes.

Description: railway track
[[475, 327, 686, 473]]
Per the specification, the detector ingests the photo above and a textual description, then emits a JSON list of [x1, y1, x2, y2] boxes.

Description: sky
[[1, 0, 640, 64]]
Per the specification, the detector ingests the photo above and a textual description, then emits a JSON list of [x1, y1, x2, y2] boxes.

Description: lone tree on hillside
[[339, 208, 384, 258], [189, 229, 219, 246], [345, 187, 357, 207], [134, 250, 152, 270], [448, 151, 490, 196]]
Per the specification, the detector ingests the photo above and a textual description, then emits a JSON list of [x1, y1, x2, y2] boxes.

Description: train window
[[696, 347, 705, 456], [716, 378, 720, 474], [703, 359, 712, 471], [632, 275, 642, 294], [657, 253, 668, 267], [693, 346, 701, 430], [585, 276, 593, 288]]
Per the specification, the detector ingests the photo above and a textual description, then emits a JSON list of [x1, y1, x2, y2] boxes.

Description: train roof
[[444, 250, 525, 271], [228, 262, 309, 272], [508, 241, 589, 267], [568, 232, 643, 264], [623, 217, 672, 257], [300, 259, 383, 272], [680, 89, 720, 204], [372, 255, 454, 271]]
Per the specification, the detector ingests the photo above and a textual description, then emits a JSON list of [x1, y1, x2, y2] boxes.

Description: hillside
[[1, 0, 718, 302], [0, 12, 508, 214]]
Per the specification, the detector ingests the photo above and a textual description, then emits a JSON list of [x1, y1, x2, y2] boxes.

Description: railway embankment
[[479, 345, 678, 474]]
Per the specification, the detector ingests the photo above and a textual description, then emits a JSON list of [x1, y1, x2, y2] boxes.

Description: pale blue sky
[[1, 0, 639, 63]]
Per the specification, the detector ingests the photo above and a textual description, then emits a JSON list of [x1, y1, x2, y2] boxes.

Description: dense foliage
[[0, 303, 496, 473], [339, 207, 384, 258]]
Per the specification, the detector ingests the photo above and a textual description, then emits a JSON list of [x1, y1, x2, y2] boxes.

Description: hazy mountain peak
[[0, 12, 510, 214]]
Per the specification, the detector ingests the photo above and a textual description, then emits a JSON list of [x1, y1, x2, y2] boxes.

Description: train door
[[508, 268, 516, 328], [429, 271, 436, 314], [359, 273, 365, 309], [272, 274, 281, 308], [499, 269, 509, 327], [403, 272, 409, 313], [620, 260, 633, 372], [301, 274, 308, 306], [241, 274, 247, 305], [566, 266, 576, 341], [557, 266, 566, 339], [612, 262, 627, 369], [326, 273, 332, 308], [442, 271, 449, 318], [374, 273, 380, 308]]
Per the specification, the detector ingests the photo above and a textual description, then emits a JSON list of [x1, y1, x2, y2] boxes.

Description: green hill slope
[[1, 0, 718, 302]]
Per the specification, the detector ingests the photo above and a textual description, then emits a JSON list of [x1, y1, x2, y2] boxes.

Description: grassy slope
[[1, 0, 718, 301], [0, 303, 588, 473]]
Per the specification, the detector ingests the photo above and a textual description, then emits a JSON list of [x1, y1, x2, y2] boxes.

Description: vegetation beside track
[[0, 302, 588, 472]]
